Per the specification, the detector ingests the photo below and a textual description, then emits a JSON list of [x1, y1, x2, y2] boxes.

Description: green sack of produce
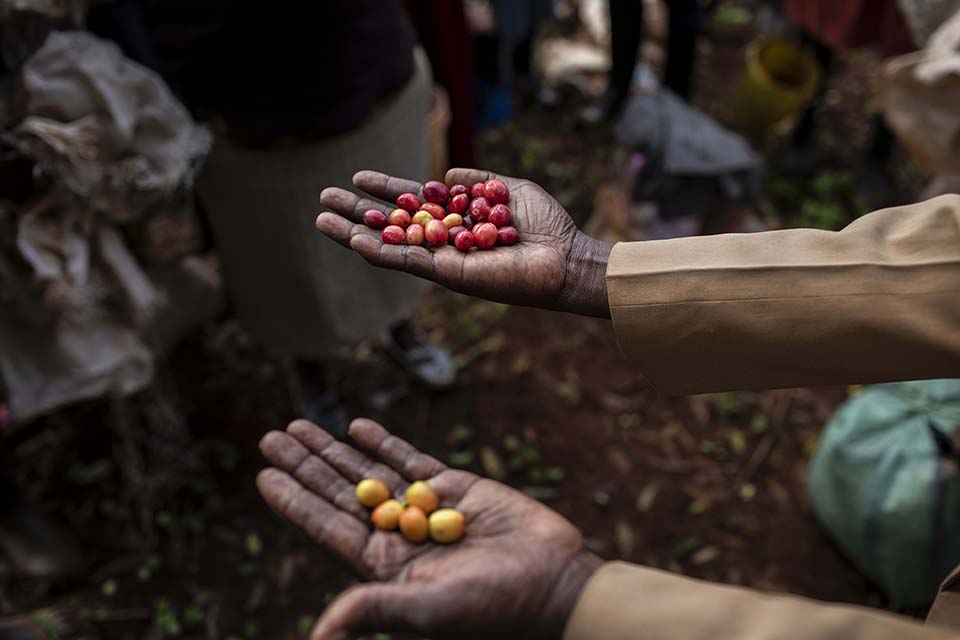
[[808, 379, 960, 610]]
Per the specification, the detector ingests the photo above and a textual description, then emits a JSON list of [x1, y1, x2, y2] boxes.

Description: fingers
[[256, 468, 367, 570], [351, 233, 439, 277], [258, 430, 368, 519], [286, 419, 407, 493], [315, 211, 440, 280], [348, 418, 446, 481], [319, 186, 392, 224], [315, 212, 379, 249], [444, 167, 522, 190], [310, 583, 427, 640], [353, 170, 423, 203]]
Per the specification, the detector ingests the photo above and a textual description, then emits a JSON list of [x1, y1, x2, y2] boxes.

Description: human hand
[[257, 418, 602, 639], [316, 169, 614, 318]]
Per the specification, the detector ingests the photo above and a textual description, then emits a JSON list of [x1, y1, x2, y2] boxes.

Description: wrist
[[540, 551, 604, 639], [560, 233, 614, 318]]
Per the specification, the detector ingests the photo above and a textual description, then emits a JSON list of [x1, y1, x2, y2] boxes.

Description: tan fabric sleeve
[[929, 566, 960, 631], [606, 195, 960, 396], [564, 562, 960, 640]]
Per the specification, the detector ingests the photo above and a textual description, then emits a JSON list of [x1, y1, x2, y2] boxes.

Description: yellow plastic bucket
[[728, 37, 821, 136]]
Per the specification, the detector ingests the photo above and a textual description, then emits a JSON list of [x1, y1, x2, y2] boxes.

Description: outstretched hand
[[316, 168, 613, 318], [257, 418, 601, 640]]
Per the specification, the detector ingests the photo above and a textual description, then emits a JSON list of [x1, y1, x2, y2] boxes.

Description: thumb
[[310, 583, 424, 640]]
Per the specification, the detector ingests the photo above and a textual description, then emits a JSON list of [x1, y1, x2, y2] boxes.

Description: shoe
[[298, 390, 349, 439], [578, 89, 628, 126], [294, 360, 350, 439], [383, 322, 455, 390]]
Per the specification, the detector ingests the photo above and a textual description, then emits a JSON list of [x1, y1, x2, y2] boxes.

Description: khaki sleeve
[[564, 562, 960, 640], [606, 195, 960, 395]]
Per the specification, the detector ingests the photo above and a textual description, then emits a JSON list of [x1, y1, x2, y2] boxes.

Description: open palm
[[257, 418, 600, 640], [316, 168, 612, 317]]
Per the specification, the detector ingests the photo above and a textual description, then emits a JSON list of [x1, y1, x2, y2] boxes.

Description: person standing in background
[[582, 0, 707, 124], [781, 0, 918, 206], [145, 1, 456, 434]]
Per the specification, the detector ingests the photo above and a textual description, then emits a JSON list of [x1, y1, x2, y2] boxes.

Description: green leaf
[[245, 532, 263, 557], [448, 451, 474, 467], [545, 466, 566, 482], [298, 616, 315, 638], [101, 579, 118, 597], [750, 414, 769, 433], [449, 424, 473, 443]]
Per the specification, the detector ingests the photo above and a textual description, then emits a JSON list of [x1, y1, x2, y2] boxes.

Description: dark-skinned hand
[[316, 168, 614, 318], [257, 418, 602, 640]]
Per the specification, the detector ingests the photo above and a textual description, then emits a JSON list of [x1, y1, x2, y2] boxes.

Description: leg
[[865, 113, 895, 166], [580, 0, 644, 123], [790, 34, 833, 149], [607, 0, 645, 108], [663, 0, 701, 100]]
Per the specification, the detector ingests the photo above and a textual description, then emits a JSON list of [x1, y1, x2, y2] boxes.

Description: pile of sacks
[[0, 29, 219, 422]]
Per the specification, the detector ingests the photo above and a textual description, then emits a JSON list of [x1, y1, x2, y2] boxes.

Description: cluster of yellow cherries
[[356, 479, 465, 544]]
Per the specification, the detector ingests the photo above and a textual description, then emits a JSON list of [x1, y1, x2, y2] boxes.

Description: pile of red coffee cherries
[[363, 179, 518, 252]]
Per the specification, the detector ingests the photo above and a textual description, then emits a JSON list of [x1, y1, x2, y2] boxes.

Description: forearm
[[606, 195, 960, 395], [564, 562, 959, 640]]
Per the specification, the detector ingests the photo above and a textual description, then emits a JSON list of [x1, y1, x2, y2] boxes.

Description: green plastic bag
[[808, 379, 960, 610]]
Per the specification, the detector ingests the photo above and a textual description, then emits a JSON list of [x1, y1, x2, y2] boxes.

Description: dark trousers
[[0, 449, 18, 514], [608, 0, 702, 101], [790, 32, 894, 164]]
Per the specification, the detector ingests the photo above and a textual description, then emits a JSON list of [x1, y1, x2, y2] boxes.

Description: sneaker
[[383, 321, 455, 390], [294, 360, 350, 439]]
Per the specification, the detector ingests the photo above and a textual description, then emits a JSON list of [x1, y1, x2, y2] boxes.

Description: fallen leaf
[[691, 546, 720, 565], [688, 498, 709, 515], [636, 483, 659, 512], [728, 429, 747, 456], [448, 451, 474, 467], [607, 447, 632, 474], [245, 532, 262, 557], [601, 392, 642, 414], [480, 447, 508, 480], [592, 489, 611, 507], [615, 521, 636, 559]]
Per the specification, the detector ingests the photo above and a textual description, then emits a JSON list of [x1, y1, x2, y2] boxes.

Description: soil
[[1, 5, 916, 639]]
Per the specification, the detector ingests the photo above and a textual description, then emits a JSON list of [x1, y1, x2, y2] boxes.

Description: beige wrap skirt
[[197, 49, 433, 358]]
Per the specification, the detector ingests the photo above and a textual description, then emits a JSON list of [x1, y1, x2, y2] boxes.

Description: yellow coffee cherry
[[428, 509, 465, 544], [405, 481, 439, 514], [356, 478, 390, 508], [442, 213, 464, 230]]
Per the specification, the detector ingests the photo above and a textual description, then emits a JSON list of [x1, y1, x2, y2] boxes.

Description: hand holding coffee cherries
[[257, 418, 601, 640], [316, 168, 614, 318]]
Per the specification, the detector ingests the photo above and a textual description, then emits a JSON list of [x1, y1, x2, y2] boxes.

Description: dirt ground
[[1, 6, 920, 640]]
